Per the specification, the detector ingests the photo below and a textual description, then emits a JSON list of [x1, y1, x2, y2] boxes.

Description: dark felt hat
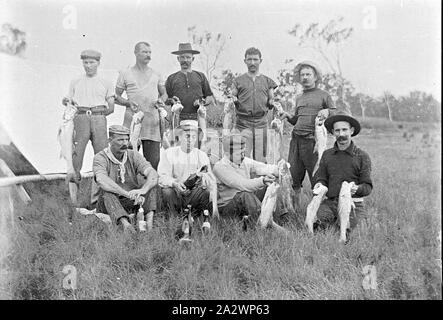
[[171, 43, 200, 55], [324, 111, 361, 136]]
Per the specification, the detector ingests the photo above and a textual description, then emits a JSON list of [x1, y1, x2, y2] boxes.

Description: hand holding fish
[[350, 182, 358, 195], [317, 109, 329, 121], [128, 100, 140, 112]]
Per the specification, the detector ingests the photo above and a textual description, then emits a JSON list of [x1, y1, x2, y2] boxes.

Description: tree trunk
[[385, 100, 393, 121], [359, 96, 366, 119]]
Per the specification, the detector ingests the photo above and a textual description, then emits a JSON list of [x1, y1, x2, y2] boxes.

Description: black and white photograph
[[0, 0, 441, 305]]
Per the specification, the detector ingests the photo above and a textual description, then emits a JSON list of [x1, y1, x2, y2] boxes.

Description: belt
[[329, 197, 364, 203], [76, 105, 107, 116]]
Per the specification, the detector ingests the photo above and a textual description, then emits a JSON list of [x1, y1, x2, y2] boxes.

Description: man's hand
[[128, 100, 139, 112], [350, 182, 358, 196], [279, 111, 291, 120], [62, 97, 70, 106], [133, 195, 145, 206], [127, 189, 144, 200], [263, 175, 276, 185], [317, 109, 329, 120], [172, 181, 187, 194]]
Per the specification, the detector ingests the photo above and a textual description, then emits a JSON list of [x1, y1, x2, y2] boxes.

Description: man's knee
[[162, 187, 176, 200]]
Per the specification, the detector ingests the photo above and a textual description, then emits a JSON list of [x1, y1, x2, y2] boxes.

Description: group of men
[[62, 41, 373, 238]]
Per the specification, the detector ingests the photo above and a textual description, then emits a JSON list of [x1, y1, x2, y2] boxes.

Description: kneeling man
[[157, 120, 212, 216], [213, 134, 278, 225], [313, 111, 373, 236], [93, 125, 158, 233]]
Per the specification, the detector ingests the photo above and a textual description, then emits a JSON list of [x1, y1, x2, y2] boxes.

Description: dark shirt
[[287, 87, 336, 137], [165, 70, 213, 114], [316, 141, 373, 199], [233, 73, 277, 128]]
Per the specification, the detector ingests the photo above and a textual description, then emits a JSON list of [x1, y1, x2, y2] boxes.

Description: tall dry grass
[[2, 123, 441, 300]]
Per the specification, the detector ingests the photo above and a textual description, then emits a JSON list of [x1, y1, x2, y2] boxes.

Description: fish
[[57, 101, 78, 204], [257, 181, 280, 229], [313, 115, 328, 176], [170, 97, 184, 147], [199, 167, 220, 219], [267, 117, 284, 165], [338, 181, 355, 242], [223, 97, 236, 136], [277, 159, 298, 220], [129, 110, 144, 151], [305, 184, 328, 233], [195, 98, 208, 145]]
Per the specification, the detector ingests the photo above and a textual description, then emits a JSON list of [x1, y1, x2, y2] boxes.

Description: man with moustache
[[229, 47, 279, 163], [165, 43, 215, 145], [280, 61, 336, 199], [62, 49, 115, 207], [157, 120, 212, 216], [93, 125, 159, 233], [115, 42, 168, 170], [312, 111, 373, 238]]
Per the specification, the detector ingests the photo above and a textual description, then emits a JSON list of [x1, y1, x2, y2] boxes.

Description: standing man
[[93, 125, 159, 233], [229, 47, 279, 163], [62, 49, 115, 207], [280, 61, 336, 196], [157, 120, 212, 216], [165, 43, 215, 145], [115, 41, 167, 170], [313, 111, 373, 237]]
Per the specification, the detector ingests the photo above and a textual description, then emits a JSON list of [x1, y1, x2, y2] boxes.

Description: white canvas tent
[[0, 53, 125, 174]]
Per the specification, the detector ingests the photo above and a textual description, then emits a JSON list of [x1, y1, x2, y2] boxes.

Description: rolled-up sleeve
[[213, 163, 264, 192], [157, 150, 175, 187], [93, 153, 109, 187]]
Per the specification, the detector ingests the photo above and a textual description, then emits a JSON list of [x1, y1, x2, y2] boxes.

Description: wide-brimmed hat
[[171, 43, 200, 55], [294, 60, 322, 85], [324, 111, 361, 137], [80, 49, 101, 61]]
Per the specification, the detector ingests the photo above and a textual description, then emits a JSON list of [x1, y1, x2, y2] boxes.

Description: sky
[[1, 0, 441, 100]]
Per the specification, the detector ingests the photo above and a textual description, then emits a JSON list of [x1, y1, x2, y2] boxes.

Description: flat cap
[[179, 119, 199, 131], [109, 125, 130, 136], [80, 49, 101, 61]]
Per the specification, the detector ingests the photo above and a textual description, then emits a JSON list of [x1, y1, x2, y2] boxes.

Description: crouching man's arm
[[93, 155, 131, 198]]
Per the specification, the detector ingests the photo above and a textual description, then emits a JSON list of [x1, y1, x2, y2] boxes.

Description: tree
[[214, 69, 240, 98], [187, 25, 227, 86], [382, 91, 395, 121], [288, 17, 354, 113], [0, 23, 26, 57]]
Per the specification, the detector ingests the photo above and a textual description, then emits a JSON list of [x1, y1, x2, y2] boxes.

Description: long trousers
[[72, 113, 108, 205], [96, 188, 158, 225], [287, 132, 318, 190], [220, 188, 267, 223], [161, 185, 211, 217]]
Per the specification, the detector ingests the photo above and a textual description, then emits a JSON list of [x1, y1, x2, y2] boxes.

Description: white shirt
[[158, 146, 211, 187]]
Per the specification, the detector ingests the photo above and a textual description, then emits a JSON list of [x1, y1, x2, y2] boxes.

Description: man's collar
[[333, 141, 356, 155], [303, 86, 317, 93], [222, 155, 243, 168]]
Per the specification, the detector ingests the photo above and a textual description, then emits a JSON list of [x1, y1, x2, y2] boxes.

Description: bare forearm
[[97, 175, 129, 198], [115, 94, 130, 107]]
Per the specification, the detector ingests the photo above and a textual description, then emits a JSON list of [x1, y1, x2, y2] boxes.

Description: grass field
[[1, 118, 441, 300]]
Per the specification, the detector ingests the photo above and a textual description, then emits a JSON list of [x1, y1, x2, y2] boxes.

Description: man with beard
[[213, 134, 279, 225], [280, 61, 336, 199], [229, 47, 279, 163], [312, 111, 373, 237], [115, 42, 167, 170], [157, 120, 212, 216], [93, 125, 159, 233], [164, 43, 215, 145], [62, 49, 115, 207]]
